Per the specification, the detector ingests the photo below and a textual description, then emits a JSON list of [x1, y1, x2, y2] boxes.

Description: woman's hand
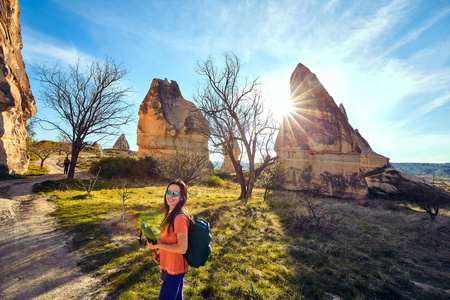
[[147, 240, 159, 250], [153, 253, 160, 264]]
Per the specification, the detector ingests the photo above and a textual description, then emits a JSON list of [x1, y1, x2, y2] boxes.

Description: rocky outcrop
[[0, 0, 36, 174], [92, 142, 102, 157], [112, 134, 130, 150], [365, 164, 450, 203], [275, 63, 367, 199], [220, 139, 240, 174], [137, 78, 212, 177]]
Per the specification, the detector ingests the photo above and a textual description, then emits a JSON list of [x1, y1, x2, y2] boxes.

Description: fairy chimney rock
[[0, 0, 37, 174], [339, 103, 348, 122], [276, 63, 367, 199], [220, 139, 241, 174], [137, 78, 212, 176], [112, 134, 130, 150]]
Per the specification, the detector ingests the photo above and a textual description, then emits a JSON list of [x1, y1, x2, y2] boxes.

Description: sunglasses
[[165, 190, 180, 197]]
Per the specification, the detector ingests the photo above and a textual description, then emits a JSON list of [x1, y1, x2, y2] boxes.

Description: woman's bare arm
[[147, 233, 188, 254]]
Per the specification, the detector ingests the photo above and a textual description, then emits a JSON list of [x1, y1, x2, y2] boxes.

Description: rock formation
[[220, 139, 240, 174], [92, 141, 102, 157], [276, 63, 446, 200], [112, 134, 130, 150], [0, 0, 36, 174], [275, 63, 368, 199], [137, 78, 212, 177], [339, 103, 390, 174]]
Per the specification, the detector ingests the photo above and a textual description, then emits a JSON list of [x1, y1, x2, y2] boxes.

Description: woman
[[148, 179, 193, 300]]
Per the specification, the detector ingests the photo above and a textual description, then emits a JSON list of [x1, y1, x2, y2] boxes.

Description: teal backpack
[[173, 212, 212, 268]]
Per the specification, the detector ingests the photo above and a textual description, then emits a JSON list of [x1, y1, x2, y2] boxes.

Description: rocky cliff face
[[112, 134, 130, 150], [137, 78, 212, 176], [0, 0, 36, 174], [276, 64, 368, 199]]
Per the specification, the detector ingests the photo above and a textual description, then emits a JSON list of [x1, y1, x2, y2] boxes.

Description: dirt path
[[0, 158, 101, 300]]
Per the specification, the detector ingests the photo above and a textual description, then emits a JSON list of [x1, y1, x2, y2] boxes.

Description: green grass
[[24, 163, 50, 176], [35, 181, 450, 299], [0, 163, 49, 180]]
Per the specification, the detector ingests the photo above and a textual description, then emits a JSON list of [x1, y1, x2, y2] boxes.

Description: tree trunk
[[67, 144, 81, 181], [40, 159, 45, 169]]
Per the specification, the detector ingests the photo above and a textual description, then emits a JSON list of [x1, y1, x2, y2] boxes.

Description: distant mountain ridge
[[213, 161, 450, 177], [391, 163, 450, 177]]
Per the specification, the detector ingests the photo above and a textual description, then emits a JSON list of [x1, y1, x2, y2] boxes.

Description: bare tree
[[412, 182, 449, 221], [33, 57, 134, 181], [77, 167, 101, 196], [158, 150, 212, 184], [27, 140, 56, 169], [117, 185, 132, 222], [194, 52, 278, 199], [25, 117, 37, 140]]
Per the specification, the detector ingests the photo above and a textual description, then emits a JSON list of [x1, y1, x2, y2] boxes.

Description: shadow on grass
[[269, 190, 450, 299]]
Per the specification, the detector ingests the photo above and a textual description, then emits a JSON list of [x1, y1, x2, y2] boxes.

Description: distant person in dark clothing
[[63, 157, 70, 174]]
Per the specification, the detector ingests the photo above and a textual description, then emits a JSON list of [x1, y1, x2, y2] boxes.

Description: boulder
[[365, 164, 450, 202], [137, 78, 212, 177], [112, 133, 130, 150], [92, 141, 102, 157], [275, 63, 367, 199], [0, 0, 36, 174]]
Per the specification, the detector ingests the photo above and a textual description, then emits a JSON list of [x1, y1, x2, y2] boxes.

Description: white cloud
[[412, 94, 450, 117], [21, 27, 92, 66], [24, 0, 449, 161], [385, 7, 450, 56]]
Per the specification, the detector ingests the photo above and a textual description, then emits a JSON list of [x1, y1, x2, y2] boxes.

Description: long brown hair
[[160, 179, 193, 234]]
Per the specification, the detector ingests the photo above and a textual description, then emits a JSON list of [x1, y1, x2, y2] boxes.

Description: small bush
[[0, 164, 8, 175], [291, 193, 341, 233], [90, 156, 160, 181], [32, 180, 60, 194], [208, 175, 226, 188]]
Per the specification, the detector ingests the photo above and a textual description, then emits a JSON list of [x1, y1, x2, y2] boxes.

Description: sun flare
[[262, 77, 293, 121], [274, 97, 294, 118]]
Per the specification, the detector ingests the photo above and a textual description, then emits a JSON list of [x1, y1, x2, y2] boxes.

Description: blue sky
[[19, 0, 450, 163]]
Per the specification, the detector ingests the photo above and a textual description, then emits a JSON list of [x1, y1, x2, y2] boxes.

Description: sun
[[275, 97, 294, 118], [262, 77, 293, 121]]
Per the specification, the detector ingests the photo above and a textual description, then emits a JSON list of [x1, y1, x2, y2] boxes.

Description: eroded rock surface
[[112, 133, 130, 150], [0, 0, 36, 174], [137, 78, 212, 176], [276, 64, 367, 199], [220, 139, 240, 174]]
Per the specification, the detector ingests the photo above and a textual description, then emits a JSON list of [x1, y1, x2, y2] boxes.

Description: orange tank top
[[159, 213, 189, 275]]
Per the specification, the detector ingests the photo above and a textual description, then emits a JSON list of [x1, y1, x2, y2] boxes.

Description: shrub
[[291, 192, 341, 233], [0, 164, 8, 175], [158, 151, 211, 184], [208, 175, 226, 188], [256, 162, 286, 200], [89, 156, 160, 181], [136, 156, 160, 179]]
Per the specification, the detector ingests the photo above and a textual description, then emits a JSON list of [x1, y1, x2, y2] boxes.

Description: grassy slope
[[35, 181, 450, 300]]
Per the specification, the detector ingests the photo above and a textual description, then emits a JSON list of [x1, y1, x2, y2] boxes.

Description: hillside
[[392, 163, 450, 177], [29, 179, 450, 299]]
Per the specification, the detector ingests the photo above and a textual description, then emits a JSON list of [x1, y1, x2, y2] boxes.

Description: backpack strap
[[171, 211, 187, 233], [171, 211, 188, 271]]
